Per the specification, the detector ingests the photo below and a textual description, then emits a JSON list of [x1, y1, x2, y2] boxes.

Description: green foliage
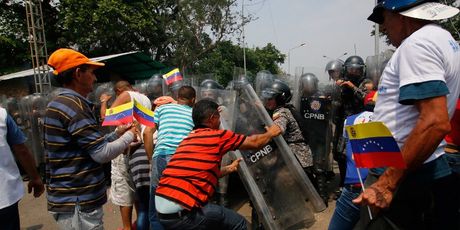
[[0, 0, 284, 81], [191, 41, 285, 86]]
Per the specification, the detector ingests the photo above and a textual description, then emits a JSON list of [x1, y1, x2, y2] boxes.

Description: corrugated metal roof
[[0, 51, 167, 81]]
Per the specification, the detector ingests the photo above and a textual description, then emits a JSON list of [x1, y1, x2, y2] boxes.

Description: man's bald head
[[114, 80, 132, 96]]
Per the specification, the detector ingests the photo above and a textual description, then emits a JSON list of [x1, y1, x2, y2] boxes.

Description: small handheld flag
[[163, 68, 183, 85], [345, 122, 406, 169], [102, 101, 134, 126], [133, 100, 155, 127]]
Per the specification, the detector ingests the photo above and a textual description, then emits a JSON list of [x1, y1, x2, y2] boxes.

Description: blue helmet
[[368, 0, 458, 24]]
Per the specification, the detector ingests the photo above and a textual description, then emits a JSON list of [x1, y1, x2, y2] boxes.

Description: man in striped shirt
[[155, 99, 281, 230], [45, 48, 138, 229], [143, 86, 196, 230]]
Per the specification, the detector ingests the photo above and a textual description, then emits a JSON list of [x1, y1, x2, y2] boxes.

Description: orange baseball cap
[[48, 48, 105, 75]]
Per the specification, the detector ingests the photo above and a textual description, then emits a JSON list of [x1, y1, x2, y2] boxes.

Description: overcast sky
[[235, 0, 392, 82]]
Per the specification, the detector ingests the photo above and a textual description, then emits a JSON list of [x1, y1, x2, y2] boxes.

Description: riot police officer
[[262, 79, 315, 188], [298, 73, 333, 205], [325, 59, 344, 82], [333, 55, 367, 190], [199, 79, 224, 103]]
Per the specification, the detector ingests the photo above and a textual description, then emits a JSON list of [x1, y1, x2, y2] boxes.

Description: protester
[[443, 96, 460, 227], [0, 107, 45, 230], [155, 99, 282, 229], [103, 80, 152, 230], [143, 86, 196, 230], [328, 103, 374, 230], [44, 48, 137, 229], [354, 1, 460, 229]]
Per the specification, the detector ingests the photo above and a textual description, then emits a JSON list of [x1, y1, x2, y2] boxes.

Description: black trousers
[[0, 201, 20, 230]]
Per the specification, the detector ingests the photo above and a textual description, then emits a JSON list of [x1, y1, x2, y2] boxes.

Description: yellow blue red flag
[[162, 68, 183, 85], [102, 101, 134, 126], [345, 122, 406, 169], [133, 100, 155, 127]]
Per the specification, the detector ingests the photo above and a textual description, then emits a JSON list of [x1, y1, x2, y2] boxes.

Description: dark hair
[[178, 86, 196, 100], [192, 99, 218, 129], [55, 64, 89, 86]]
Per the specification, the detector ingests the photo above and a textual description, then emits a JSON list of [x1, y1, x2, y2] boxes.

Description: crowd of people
[[1, 1, 460, 230]]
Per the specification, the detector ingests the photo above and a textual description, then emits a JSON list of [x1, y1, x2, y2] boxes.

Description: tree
[[0, 0, 247, 75], [191, 41, 285, 86]]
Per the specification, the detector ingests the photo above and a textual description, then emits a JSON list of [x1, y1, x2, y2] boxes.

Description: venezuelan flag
[[102, 101, 134, 126], [345, 122, 406, 169], [162, 68, 183, 85], [133, 100, 155, 127]]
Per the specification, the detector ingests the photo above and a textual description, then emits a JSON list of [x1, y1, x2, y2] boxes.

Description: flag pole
[[356, 168, 373, 220]]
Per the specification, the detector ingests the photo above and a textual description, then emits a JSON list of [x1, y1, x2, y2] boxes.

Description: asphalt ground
[[18, 166, 340, 230]]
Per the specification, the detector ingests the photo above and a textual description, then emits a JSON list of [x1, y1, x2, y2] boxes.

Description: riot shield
[[254, 70, 275, 97], [225, 80, 326, 230], [135, 74, 168, 102], [19, 94, 48, 168], [299, 81, 334, 204], [365, 50, 394, 85], [195, 86, 236, 206]]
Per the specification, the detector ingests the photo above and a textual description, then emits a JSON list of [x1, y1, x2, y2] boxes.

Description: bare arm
[[111, 91, 131, 107], [239, 124, 282, 150], [220, 158, 242, 177], [353, 96, 451, 210], [11, 144, 44, 198], [99, 93, 112, 119]]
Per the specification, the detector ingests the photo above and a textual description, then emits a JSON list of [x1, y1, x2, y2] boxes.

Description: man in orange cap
[[44, 48, 138, 229]]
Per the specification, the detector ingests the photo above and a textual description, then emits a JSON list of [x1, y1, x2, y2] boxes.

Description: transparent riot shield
[[365, 50, 394, 85], [195, 86, 236, 206], [135, 74, 168, 102], [18, 94, 48, 168], [299, 82, 335, 204], [254, 70, 275, 97], [225, 80, 326, 230]]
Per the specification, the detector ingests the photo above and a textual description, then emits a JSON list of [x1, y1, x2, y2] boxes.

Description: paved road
[[18, 171, 339, 230]]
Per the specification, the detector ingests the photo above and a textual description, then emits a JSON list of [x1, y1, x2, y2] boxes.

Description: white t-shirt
[[374, 24, 460, 163], [0, 108, 25, 209]]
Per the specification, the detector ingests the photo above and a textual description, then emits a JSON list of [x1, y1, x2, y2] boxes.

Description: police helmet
[[343, 55, 365, 78], [200, 79, 223, 101], [261, 79, 292, 105], [147, 74, 166, 99], [325, 59, 344, 81], [300, 73, 319, 97]]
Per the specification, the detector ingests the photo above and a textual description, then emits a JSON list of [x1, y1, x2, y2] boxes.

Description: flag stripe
[[133, 106, 155, 127], [349, 137, 400, 153], [134, 100, 154, 117], [353, 152, 406, 169], [346, 122, 393, 139], [104, 101, 133, 116], [164, 68, 180, 78], [102, 116, 133, 126]]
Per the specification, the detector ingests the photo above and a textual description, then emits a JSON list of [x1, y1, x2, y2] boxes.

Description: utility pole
[[25, 0, 50, 94], [242, 0, 247, 76]]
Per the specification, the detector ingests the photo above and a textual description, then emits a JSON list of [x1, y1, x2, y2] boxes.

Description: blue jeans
[[136, 186, 150, 230], [328, 186, 362, 230], [50, 205, 103, 230], [159, 203, 247, 230], [445, 153, 460, 175], [149, 154, 172, 230]]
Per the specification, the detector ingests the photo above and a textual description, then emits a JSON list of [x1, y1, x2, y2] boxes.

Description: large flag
[[163, 68, 183, 85], [345, 122, 406, 169], [133, 100, 155, 127], [102, 101, 134, 126]]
